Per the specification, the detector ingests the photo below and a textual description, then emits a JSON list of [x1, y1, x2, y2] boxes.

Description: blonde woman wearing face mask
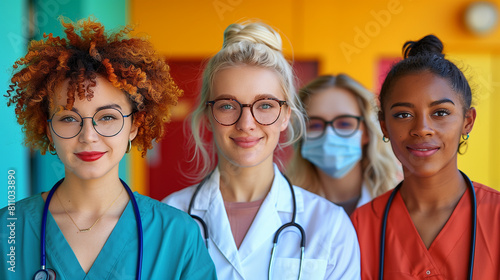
[[163, 22, 360, 280], [287, 75, 400, 215]]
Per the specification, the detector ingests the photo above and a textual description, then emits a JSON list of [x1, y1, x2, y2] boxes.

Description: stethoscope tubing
[[468, 172, 477, 280], [41, 179, 61, 269], [379, 171, 477, 280], [121, 178, 143, 280], [38, 178, 143, 280]]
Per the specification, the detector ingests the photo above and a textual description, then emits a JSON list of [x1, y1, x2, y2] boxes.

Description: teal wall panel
[[0, 1, 30, 208]]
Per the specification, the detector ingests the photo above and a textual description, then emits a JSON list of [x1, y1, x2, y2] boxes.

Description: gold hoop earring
[[382, 136, 390, 143], [48, 143, 57, 155], [458, 134, 469, 155], [458, 140, 468, 155], [126, 139, 132, 153]]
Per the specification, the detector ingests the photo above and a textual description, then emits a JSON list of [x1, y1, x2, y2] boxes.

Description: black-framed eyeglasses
[[206, 98, 287, 126], [47, 107, 133, 139], [306, 115, 364, 139]]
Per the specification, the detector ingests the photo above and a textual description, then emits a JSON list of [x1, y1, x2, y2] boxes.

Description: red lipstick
[[75, 151, 106, 162]]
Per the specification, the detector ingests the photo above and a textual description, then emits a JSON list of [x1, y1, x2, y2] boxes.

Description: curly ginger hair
[[6, 17, 182, 157]]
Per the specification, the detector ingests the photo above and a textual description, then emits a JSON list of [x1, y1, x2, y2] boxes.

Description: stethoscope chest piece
[[33, 268, 56, 280]]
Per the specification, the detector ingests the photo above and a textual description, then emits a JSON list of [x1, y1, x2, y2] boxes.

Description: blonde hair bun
[[223, 22, 282, 52], [187, 20, 305, 181]]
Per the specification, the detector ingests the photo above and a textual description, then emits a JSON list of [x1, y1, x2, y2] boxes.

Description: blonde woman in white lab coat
[[163, 21, 360, 280]]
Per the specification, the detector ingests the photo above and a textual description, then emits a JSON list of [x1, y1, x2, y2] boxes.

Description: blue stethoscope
[[34, 178, 144, 280], [379, 170, 476, 280], [188, 171, 306, 280]]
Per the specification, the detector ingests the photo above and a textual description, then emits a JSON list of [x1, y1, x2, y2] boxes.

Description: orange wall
[[131, 0, 500, 87], [130, 0, 500, 189]]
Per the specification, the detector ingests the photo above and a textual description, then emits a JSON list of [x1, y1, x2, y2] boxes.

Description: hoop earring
[[382, 136, 390, 143], [458, 140, 468, 155], [462, 133, 469, 140], [48, 143, 57, 155], [126, 139, 132, 153]]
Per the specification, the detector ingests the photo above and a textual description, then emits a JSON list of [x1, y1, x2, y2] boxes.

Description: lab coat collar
[[238, 164, 305, 261], [190, 164, 305, 213], [192, 168, 244, 276], [191, 168, 222, 211], [189, 164, 306, 277], [271, 164, 305, 213], [356, 183, 372, 208]]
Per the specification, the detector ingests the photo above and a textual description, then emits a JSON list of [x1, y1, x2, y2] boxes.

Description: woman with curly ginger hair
[[0, 17, 216, 280]]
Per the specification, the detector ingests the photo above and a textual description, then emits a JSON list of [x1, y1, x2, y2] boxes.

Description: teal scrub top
[[1, 192, 217, 280]]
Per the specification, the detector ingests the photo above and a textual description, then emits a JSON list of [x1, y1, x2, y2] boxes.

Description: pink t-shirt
[[224, 198, 264, 249]]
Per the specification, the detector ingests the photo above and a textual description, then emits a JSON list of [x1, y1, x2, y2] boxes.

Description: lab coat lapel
[[193, 169, 246, 278], [238, 166, 297, 262]]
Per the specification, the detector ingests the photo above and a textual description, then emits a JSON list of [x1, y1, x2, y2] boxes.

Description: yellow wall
[[131, 0, 500, 189]]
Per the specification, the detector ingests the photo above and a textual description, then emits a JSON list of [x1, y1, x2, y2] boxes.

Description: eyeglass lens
[[210, 99, 283, 126], [49, 108, 126, 138], [306, 116, 360, 138]]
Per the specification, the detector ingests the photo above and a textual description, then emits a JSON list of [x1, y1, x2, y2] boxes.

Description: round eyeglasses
[[306, 115, 364, 139], [48, 107, 133, 139], [206, 98, 287, 126]]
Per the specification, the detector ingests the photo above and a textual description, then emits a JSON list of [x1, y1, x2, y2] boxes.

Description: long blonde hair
[[186, 21, 306, 181], [287, 74, 400, 197]]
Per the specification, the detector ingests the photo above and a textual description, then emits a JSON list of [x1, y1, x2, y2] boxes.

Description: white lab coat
[[162, 164, 360, 280]]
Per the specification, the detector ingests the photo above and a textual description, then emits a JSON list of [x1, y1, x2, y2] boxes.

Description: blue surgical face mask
[[301, 127, 363, 178]]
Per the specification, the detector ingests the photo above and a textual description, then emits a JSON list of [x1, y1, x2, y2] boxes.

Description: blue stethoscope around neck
[[188, 170, 306, 280], [379, 170, 477, 280], [34, 178, 144, 280]]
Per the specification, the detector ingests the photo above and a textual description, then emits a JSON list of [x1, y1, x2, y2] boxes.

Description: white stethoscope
[[34, 178, 144, 280], [188, 171, 306, 280], [379, 170, 477, 280]]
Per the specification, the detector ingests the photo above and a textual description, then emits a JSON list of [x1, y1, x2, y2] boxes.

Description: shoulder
[[296, 186, 344, 215], [134, 193, 197, 230], [161, 185, 198, 211], [0, 194, 44, 242], [351, 189, 393, 227], [474, 181, 500, 195], [162, 185, 197, 202], [0, 194, 44, 218], [294, 186, 356, 234], [473, 181, 500, 208]]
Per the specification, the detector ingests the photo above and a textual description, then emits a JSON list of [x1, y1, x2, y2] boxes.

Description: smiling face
[[208, 65, 290, 169], [379, 71, 475, 178], [47, 75, 138, 181]]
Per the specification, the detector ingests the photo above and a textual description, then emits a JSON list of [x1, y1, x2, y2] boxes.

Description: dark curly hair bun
[[402, 34, 444, 59]]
